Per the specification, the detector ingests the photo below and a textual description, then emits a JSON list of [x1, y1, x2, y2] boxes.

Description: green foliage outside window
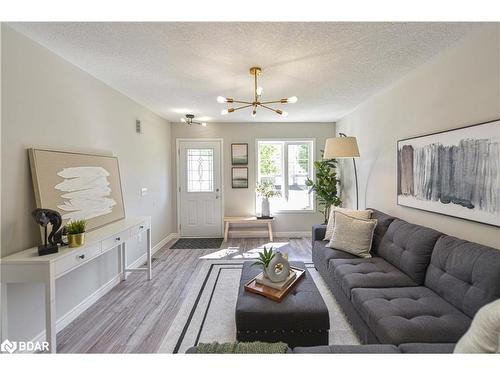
[[259, 144, 281, 176]]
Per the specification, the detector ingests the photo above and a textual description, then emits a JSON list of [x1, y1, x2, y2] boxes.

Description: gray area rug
[[159, 261, 360, 353], [170, 238, 224, 249]]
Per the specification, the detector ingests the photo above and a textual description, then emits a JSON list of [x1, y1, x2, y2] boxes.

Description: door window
[[187, 148, 214, 192]]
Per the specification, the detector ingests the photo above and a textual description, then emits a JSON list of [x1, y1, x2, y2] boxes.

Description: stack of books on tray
[[255, 269, 297, 291]]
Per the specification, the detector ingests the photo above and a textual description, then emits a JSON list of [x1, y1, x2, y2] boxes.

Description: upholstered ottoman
[[235, 261, 329, 348]]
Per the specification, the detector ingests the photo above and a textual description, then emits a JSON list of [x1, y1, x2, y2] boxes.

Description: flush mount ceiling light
[[180, 114, 207, 127], [217, 67, 297, 118]]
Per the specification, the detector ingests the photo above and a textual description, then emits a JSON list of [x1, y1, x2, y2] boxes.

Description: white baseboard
[[30, 232, 178, 344], [228, 231, 310, 238], [153, 232, 178, 252]]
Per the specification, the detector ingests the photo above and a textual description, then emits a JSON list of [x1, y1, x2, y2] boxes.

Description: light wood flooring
[[56, 236, 313, 353]]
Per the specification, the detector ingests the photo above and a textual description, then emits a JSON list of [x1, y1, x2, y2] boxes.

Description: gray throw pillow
[[327, 211, 377, 258]]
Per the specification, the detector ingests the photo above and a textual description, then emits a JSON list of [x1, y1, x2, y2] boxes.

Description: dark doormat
[[170, 238, 224, 249]]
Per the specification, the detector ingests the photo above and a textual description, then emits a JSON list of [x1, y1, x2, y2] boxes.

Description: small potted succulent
[[252, 246, 275, 278], [66, 219, 86, 248]]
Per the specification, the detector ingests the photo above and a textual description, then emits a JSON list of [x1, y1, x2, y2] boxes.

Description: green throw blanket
[[195, 341, 289, 354]]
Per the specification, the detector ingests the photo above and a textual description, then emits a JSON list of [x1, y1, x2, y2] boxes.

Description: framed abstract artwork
[[28, 148, 126, 232], [397, 119, 499, 227], [232, 167, 248, 188], [231, 143, 248, 165]]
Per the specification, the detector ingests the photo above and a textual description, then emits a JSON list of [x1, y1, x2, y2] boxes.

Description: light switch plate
[[141, 187, 148, 196]]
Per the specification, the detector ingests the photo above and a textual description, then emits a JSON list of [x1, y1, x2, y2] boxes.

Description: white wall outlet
[[141, 187, 148, 196]]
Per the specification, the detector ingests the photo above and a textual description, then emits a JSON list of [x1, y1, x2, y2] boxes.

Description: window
[[256, 139, 314, 212], [187, 148, 214, 192]]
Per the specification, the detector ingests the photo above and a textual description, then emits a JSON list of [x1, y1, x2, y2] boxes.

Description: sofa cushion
[[377, 219, 442, 284], [313, 240, 358, 269], [351, 287, 471, 344], [425, 235, 500, 318], [367, 208, 396, 254], [293, 344, 400, 353], [330, 257, 417, 298], [398, 343, 456, 353]]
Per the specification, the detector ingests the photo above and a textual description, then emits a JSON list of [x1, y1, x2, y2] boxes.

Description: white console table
[[0, 216, 152, 353]]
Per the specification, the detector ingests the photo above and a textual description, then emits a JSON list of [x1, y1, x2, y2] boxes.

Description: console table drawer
[[54, 243, 102, 277], [131, 221, 150, 237], [101, 230, 131, 251]]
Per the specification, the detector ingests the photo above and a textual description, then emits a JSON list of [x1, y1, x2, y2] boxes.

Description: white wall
[[336, 25, 500, 249], [171, 122, 336, 234], [1, 25, 175, 341]]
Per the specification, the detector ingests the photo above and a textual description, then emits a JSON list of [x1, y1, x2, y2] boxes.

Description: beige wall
[[336, 25, 500, 249], [171, 122, 336, 234], [1, 25, 174, 340]]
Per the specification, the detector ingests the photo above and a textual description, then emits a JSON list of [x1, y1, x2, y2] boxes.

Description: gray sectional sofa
[[188, 208, 500, 354], [311, 208, 500, 352]]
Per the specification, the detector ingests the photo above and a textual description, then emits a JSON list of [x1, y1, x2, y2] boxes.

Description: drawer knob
[[139, 225, 144, 229], [115, 237, 121, 241], [78, 254, 85, 260]]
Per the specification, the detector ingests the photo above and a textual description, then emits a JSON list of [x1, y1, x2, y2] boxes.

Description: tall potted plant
[[305, 153, 341, 223], [256, 181, 281, 218]]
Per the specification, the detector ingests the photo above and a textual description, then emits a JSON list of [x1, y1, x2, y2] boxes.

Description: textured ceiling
[[8, 22, 483, 122]]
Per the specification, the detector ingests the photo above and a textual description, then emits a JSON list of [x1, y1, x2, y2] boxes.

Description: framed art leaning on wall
[[28, 148, 126, 232], [397, 119, 500, 227]]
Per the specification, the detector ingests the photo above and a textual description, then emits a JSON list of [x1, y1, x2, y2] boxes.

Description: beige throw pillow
[[454, 299, 500, 353], [323, 207, 372, 240], [327, 211, 377, 258]]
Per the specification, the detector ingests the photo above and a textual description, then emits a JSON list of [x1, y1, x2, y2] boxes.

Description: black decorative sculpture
[[32, 208, 66, 256]]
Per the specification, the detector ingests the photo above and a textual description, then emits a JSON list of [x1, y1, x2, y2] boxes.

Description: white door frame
[[176, 138, 224, 237]]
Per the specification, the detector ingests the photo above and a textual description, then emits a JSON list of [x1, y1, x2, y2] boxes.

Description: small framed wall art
[[231, 143, 248, 165], [232, 167, 248, 188]]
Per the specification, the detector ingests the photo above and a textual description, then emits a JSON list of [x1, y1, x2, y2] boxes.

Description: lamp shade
[[323, 136, 360, 159]]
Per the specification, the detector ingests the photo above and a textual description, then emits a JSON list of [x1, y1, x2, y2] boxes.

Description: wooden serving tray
[[244, 266, 306, 302]]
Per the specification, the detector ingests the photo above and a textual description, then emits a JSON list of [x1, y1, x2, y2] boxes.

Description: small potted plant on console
[[66, 219, 86, 248]]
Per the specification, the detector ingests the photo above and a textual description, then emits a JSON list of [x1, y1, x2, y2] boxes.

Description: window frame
[[255, 138, 316, 214]]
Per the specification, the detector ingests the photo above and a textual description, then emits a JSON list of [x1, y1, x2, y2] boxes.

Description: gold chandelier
[[217, 67, 297, 118]]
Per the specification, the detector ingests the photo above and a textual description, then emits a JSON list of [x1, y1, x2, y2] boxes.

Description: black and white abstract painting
[[397, 119, 500, 227]]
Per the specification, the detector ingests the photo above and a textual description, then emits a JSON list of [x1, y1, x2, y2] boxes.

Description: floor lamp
[[324, 133, 360, 209]]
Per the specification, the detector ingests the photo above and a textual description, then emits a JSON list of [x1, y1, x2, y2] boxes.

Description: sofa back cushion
[[377, 219, 442, 284], [367, 208, 396, 254], [425, 235, 500, 318]]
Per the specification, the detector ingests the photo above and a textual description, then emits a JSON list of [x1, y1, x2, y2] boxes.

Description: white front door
[[178, 140, 223, 237]]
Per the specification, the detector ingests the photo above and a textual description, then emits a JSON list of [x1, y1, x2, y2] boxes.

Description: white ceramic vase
[[261, 197, 270, 218]]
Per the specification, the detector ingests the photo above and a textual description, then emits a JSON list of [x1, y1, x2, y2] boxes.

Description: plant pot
[[261, 197, 270, 218], [68, 233, 85, 248]]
